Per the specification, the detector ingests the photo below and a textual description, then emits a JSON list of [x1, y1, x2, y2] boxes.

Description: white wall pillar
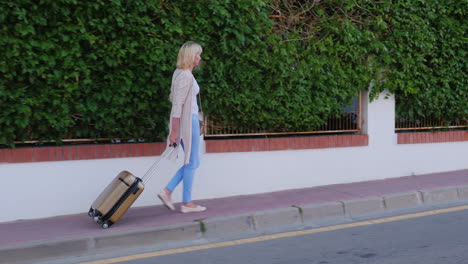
[[361, 88, 397, 148]]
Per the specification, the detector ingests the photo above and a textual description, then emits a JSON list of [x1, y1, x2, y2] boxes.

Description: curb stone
[[252, 207, 302, 233], [420, 187, 459, 204], [300, 201, 345, 224], [343, 196, 385, 216], [202, 214, 255, 238], [93, 222, 201, 251], [381, 192, 422, 210], [0, 237, 90, 264], [456, 185, 468, 200]]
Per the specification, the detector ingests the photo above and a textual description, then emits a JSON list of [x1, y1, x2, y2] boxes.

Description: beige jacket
[[167, 69, 194, 164]]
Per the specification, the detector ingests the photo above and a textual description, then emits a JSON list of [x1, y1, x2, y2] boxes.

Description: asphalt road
[[112, 208, 468, 264]]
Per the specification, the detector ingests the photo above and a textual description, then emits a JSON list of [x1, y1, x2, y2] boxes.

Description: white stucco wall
[[1, 91, 467, 223]]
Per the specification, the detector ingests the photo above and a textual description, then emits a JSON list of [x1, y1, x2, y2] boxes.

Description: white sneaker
[[158, 191, 175, 211], [181, 205, 207, 213]]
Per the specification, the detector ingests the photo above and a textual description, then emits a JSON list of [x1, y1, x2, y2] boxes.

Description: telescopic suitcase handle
[[142, 144, 177, 184]]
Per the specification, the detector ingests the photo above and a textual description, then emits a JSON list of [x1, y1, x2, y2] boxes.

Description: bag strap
[[198, 92, 203, 114]]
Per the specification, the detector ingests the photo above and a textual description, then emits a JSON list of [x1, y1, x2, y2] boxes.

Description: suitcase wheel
[[88, 208, 101, 219], [88, 208, 97, 218], [101, 221, 111, 229]]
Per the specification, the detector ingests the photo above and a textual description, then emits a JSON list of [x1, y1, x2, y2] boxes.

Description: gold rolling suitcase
[[88, 146, 175, 228]]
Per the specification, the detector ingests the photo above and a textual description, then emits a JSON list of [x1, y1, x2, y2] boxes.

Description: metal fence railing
[[395, 117, 468, 132], [204, 96, 361, 138]]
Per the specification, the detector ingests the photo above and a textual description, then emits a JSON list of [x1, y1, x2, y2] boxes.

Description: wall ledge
[[205, 134, 369, 153], [0, 142, 167, 164], [397, 131, 468, 144]]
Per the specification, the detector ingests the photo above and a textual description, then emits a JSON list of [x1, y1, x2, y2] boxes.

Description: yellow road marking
[[81, 205, 468, 264]]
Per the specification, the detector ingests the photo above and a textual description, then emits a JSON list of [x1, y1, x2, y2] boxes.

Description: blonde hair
[[176, 41, 203, 69]]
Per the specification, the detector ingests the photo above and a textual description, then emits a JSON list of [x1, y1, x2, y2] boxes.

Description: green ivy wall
[[1, 0, 466, 146]]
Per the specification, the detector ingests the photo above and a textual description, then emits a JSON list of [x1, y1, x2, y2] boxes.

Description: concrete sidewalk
[[1, 169, 468, 264]]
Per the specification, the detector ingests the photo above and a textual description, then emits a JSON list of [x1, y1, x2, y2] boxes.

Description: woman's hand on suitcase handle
[[169, 132, 178, 147], [169, 117, 180, 147]]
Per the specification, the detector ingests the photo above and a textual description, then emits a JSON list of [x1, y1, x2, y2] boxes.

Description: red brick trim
[[397, 131, 468, 144], [205, 134, 369, 153], [0, 142, 167, 164]]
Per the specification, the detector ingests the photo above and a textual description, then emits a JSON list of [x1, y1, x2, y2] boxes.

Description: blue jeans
[[166, 114, 200, 203]]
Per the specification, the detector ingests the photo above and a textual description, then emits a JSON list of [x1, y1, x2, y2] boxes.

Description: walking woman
[[158, 41, 206, 213]]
